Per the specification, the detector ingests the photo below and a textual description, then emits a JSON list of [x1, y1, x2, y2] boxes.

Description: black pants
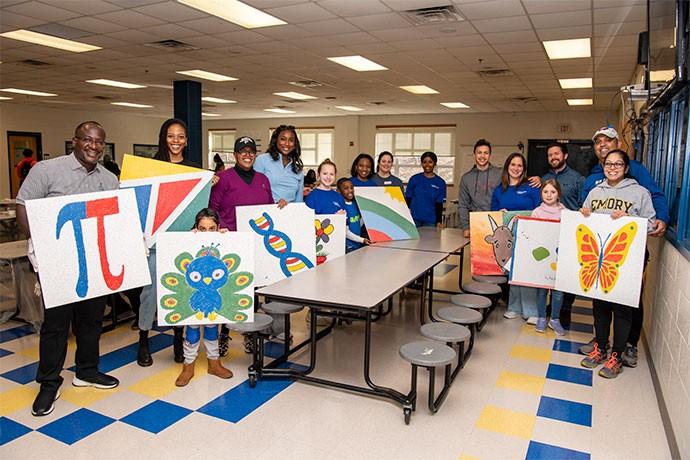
[[593, 299, 633, 357], [36, 296, 106, 391], [628, 300, 643, 347]]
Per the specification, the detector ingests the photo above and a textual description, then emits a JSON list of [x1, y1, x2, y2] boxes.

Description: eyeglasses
[[604, 162, 625, 169], [75, 136, 105, 147]]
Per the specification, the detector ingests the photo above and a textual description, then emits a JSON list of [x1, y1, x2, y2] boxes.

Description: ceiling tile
[[253, 24, 316, 40], [328, 32, 380, 45], [471, 16, 532, 33], [389, 38, 439, 51], [99, 9, 167, 28], [133, 2, 208, 21], [346, 13, 409, 31], [104, 29, 164, 44], [60, 16, 129, 34], [317, 0, 391, 16], [47, 0, 122, 14], [483, 30, 538, 44], [531, 10, 591, 29], [177, 17, 242, 34], [0, 11, 46, 30], [213, 30, 273, 45], [522, 0, 591, 14], [299, 19, 361, 35], [594, 21, 645, 37], [381, 0, 451, 11], [536, 25, 592, 41], [144, 23, 203, 39], [435, 34, 487, 48], [492, 42, 543, 54], [7, 1, 81, 21], [456, 0, 526, 20], [593, 5, 646, 24], [265, 3, 337, 23]]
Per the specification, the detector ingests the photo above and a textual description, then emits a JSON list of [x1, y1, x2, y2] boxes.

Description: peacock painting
[[156, 232, 255, 326]]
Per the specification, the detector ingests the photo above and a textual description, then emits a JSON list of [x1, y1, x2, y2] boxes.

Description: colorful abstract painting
[[156, 232, 254, 326], [509, 216, 561, 289], [25, 189, 151, 308], [470, 210, 531, 275], [236, 203, 316, 286], [119, 154, 214, 248], [354, 186, 419, 242], [555, 210, 647, 308], [315, 213, 346, 265]]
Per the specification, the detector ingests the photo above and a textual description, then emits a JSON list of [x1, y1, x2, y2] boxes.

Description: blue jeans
[[536, 288, 564, 320], [507, 285, 538, 318]]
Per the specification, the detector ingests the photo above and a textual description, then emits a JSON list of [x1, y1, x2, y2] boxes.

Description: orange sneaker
[[580, 343, 607, 368], [598, 352, 623, 379]]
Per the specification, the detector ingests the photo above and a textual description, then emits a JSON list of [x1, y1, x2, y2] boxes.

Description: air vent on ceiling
[[324, 96, 336, 100], [144, 40, 199, 51], [367, 101, 386, 106], [18, 59, 51, 67], [289, 80, 324, 88], [477, 69, 514, 77], [511, 97, 538, 103], [93, 95, 113, 100], [401, 5, 464, 26]]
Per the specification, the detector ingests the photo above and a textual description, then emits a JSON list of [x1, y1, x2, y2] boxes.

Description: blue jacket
[[541, 165, 584, 211], [491, 183, 541, 211], [581, 160, 670, 223]]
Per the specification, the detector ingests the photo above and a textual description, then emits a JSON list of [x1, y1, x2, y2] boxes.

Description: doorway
[[527, 139, 597, 178], [7, 131, 42, 198]]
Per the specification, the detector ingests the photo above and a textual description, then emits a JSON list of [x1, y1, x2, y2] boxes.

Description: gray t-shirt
[[17, 153, 119, 204]]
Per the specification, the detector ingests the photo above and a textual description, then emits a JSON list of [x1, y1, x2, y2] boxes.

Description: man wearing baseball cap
[[578, 126, 669, 367]]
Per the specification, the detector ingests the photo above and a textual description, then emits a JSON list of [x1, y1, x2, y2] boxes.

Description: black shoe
[[218, 331, 230, 358], [72, 372, 119, 389], [31, 388, 60, 417], [173, 327, 184, 363], [137, 330, 153, 367]]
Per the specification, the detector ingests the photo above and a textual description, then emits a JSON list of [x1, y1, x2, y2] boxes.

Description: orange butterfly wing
[[575, 224, 600, 292], [598, 221, 638, 293]]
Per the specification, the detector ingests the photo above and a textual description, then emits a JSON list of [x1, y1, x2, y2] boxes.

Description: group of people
[[457, 128, 668, 379]]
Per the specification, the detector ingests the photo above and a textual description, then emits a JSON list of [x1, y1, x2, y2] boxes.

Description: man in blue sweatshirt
[[578, 126, 669, 367]]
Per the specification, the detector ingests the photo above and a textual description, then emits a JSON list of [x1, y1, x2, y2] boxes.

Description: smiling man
[[458, 139, 502, 238], [15, 121, 121, 417], [541, 142, 584, 211]]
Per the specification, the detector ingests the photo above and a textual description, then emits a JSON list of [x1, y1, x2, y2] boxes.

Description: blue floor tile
[[1, 361, 39, 385], [0, 324, 35, 344], [571, 306, 592, 316], [37, 408, 115, 445], [120, 400, 192, 434], [546, 363, 592, 386], [526, 440, 590, 460], [197, 362, 307, 423], [0, 417, 32, 446], [553, 339, 589, 355], [537, 396, 592, 427], [264, 341, 288, 359], [566, 322, 593, 333], [0, 348, 14, 357]]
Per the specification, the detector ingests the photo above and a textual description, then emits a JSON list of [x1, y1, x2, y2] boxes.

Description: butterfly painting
[[555, 210, 647, 307]]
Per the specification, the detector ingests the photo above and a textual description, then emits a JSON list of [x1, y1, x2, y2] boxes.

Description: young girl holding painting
[[579, 150, 655, 379]]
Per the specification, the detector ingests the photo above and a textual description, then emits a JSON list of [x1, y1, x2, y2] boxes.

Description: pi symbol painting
[[236, 203, 316, 286], [25, 189, 151, 308]]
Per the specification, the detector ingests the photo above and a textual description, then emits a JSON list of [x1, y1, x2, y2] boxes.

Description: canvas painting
[[25, 189, 150, 309], [354, 186, 419, 242], [120, 154, 214, 248], [509, 216, 561, 289], [236, 203, 316, 286], [156, 232, 254, 326], [470, 210, 531, 275], [554, 210, 647, 308], [315, 213, 346, 265]]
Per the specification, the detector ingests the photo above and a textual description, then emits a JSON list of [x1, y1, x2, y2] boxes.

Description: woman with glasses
[[254, 125, 303, 205], [579, 149, 655, 379]]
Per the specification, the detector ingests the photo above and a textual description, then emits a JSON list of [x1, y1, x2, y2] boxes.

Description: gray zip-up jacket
[[458, 164, 502, 230], [583, 177, 656, 232]]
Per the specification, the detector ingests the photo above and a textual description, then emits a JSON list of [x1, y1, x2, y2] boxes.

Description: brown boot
[[207, 358, 233, 379], [175, 362, 195, 387]]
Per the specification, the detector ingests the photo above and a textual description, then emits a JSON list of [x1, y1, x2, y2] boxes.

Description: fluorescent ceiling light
[[441, 102, 469, 108], [1, 88, 57, 97], [274, 91, 316, 100], [335, 106, 363, 112], [543, 38, 591, 60], [567, 98, 593, 106], [327, 55, 387, 72], [177, 0, 286, 29], [400, 85, 439, 95], [176, 70, 237, 82], [0, 96, 12, 100], [86, 79, 146, 89], [202, 96, 236, 103], [111, 102, 153, 108], [0, 29, 101, 53], [202, 112, 221, 117], [264, 108, 295, 114], [650, 69, 675, 81], [559, 78, 592, 89]]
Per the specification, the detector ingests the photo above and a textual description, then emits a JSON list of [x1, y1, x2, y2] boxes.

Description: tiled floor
[[0, 258, 672, 459]]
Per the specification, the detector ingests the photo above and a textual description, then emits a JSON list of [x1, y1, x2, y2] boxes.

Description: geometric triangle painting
[[120, 154, 214, 248]]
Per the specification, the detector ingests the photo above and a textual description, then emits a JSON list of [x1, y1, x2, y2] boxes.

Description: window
[[208, 129, 236, 168], [375, 126, 455, 184], [268, 127, 334, 172]]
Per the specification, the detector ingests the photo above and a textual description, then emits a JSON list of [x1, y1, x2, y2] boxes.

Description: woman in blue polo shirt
[[254, 125, 304, 204], [405, 151, 446, 228], [349, 153, 376, 187]]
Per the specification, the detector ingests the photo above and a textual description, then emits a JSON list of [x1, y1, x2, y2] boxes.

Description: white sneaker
[[503, 311, 520, 319], [526, 316, 538, 325]]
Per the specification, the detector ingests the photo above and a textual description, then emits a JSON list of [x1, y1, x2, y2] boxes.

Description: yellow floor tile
[[495, 371, 545, 395], [60, 385, 120, 407], [460, 454, 481, 460], [509, 343, 552, 362], [0, 386, 36, 416], [128, 359, 209, 398], [520, 323, 557, 339], [475, 405, 536, 439]]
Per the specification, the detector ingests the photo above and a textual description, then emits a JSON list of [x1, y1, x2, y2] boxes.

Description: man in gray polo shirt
[[16, 121, 121, 417]]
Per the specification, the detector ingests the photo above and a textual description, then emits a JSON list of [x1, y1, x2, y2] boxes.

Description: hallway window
[[208, 129, 236, 168]]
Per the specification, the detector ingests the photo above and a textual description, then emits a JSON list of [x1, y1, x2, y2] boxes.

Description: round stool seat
[[261, 302, 304, 315], [450, 293, 492, 310], [437, 305, 483, 325], [399, 341, 456, 367], [472, 274, 507, 284], [225, 313, 273, 333], [421, 322, 470, 343], [462, 281, 501, 296]]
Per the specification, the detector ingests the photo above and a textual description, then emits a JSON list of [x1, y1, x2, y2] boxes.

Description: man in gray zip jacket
[[458, 139, 502, 237]]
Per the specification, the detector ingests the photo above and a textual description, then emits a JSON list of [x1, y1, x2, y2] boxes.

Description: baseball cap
[[592, 127, 619, 141], [234, 136, 257, 152]]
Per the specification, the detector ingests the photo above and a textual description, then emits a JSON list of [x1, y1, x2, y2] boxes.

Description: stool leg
[[283, 313, 291, 358], [428, 366, 436, 412]]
